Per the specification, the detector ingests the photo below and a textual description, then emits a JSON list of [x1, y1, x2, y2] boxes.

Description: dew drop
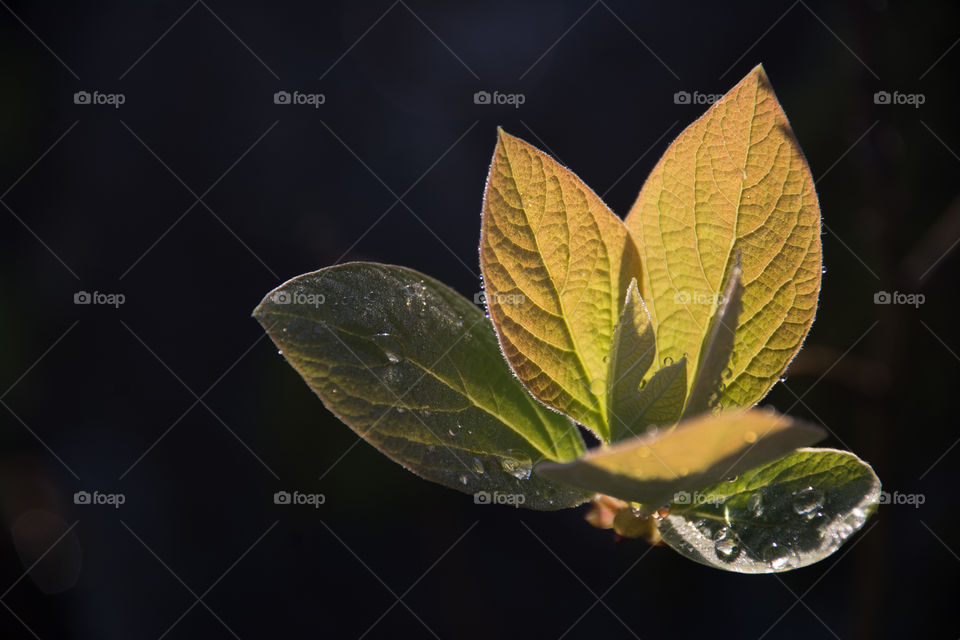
[[655, 505, 670, 519], [471, 457, 485, 474], [743, 430, 758, 444], [844, 507, 867, 529], [372, 332, 403, 363], [792, 486, 824, 515], [722, 367, 733, 379], [447, 428, 456, 437], [727, 475, 738, 483], [396, 407, 406, 414], [500, 450, 533, 480], [747, 492, 764, 517], [460, 475, 469, 485], [713, 527, 741, 562], [590, 379, 605, 395], [663, 356, 674, 366], [638, 446, 652, 459], [763, 542, 791, 570]]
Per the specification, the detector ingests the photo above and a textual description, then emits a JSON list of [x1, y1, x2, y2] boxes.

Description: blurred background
[[0, 0, 957, 637]]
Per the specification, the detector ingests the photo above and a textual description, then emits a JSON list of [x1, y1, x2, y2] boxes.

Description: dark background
[[0, 1, 957, 638]]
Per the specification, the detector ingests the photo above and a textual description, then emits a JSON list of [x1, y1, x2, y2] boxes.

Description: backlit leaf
[[630, 356, 688, 430], [607, 279, 657, 441], [254, 263, 591, 510], [535, 407, 825, 507], [657, 448, 881, 573], [625, 64, 821, 410], [682, 258, 744, 419], [480, 129, 643, 440]]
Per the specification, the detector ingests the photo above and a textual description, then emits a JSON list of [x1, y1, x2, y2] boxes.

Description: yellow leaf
[[536, 407, 826, 507], [481, 129, 642, 439], [625, 65, 822, 410]]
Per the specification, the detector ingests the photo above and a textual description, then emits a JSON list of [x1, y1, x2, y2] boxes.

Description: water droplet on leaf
[[500, 450, 533, 480], [713, 527, 741, 562], [763, 542, 791, 570], [372, 332, 403, 363], [792, 486, 824, 515]]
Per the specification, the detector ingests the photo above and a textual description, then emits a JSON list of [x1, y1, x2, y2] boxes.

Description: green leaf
[[625, 64, 822, 411], [607, 279, 657, 441], [682, 258, 744, 419], [254, 262, 591, 510], [657, 448, 881, 573], [629, 356, 688, 431], [535, 407, 824, 507], [480, 129, 643, 441]]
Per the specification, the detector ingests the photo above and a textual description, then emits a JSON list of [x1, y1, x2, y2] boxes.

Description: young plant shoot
[[254, 65, 881, 574]]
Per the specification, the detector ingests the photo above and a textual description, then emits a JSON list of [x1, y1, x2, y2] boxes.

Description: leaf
[[480, 129, 643, 440], [607, 279, 657, 441], [656, 448, 881, 573], [625, 64, 822, 411], [630, 356, 688, 429], [682, 257, 744, 419], [253, 262, 591, 510], [535, 407, 825, 507]]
